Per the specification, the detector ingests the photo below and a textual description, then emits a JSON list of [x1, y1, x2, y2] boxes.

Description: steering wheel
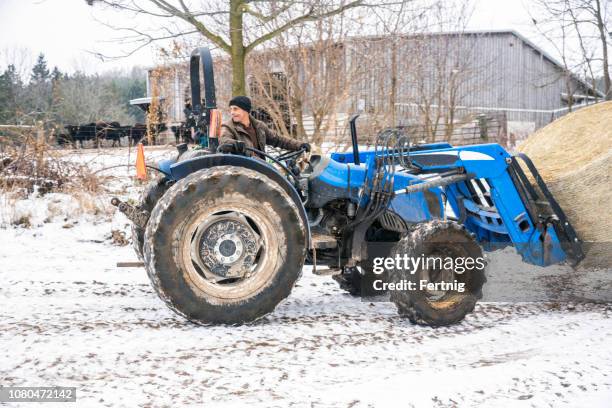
[[217, 143, 308, 190], [273, 147, 307, 162]]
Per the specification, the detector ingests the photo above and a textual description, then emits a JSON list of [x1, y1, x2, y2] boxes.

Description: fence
[[395, 101, 599, 148], [304, 111, 507, 153]]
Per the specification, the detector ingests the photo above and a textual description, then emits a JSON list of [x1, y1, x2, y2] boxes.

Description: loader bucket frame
[[507, 153, 584, 265]]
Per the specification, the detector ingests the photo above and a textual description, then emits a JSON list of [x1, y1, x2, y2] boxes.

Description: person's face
[[230, 105, 248, 124]]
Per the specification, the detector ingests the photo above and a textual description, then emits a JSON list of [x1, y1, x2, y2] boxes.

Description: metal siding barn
[[381, 30, 602, 142], [139, 30, 602, 145]]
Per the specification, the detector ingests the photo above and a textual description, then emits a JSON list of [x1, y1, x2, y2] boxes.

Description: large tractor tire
[[143, 166, 307, 325], [389, 220, 486, 326]]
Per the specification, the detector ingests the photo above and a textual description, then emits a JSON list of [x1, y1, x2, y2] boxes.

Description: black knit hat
[[229, 95, 252, 113]]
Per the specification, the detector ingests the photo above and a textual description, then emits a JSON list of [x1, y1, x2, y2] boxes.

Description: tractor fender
[[169, 154, 310, 248]]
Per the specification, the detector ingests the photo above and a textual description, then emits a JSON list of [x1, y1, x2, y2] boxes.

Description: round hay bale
[[518, 102, 612, 268]]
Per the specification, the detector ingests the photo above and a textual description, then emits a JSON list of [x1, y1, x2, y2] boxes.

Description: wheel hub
[[191, 214, 261, 282], [423, 250, 456, 300], [213, 233, 244, 264]]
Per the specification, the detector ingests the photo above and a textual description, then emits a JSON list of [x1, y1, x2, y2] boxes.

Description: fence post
[[35, 125, 45, 180]]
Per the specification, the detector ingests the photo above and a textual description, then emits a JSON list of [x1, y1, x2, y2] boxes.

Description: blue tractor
[[113, 48, 583, 326]]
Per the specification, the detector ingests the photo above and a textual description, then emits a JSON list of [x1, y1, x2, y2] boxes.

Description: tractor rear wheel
[[143, 166, 307, 325], [389, 220, 486, 326]]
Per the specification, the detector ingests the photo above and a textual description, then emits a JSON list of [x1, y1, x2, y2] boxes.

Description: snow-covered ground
[[1, 147, 611, 407]]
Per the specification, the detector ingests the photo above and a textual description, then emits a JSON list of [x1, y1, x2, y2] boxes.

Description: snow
[[1, 146, 611, 407]]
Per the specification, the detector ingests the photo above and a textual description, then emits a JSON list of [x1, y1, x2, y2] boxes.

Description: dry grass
[[0, 130, 117, 226], [518, 102, 612, 268], [519, 101, 612, 180], [0, 131, 108, 196]]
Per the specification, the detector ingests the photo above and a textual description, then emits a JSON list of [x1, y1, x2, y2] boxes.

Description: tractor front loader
[[112, 47, 583, 327]]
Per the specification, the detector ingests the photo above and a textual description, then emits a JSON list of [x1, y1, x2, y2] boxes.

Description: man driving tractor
[[218, 95, 310, 157]]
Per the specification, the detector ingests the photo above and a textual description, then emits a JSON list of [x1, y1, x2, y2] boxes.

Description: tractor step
[[312, 267, 341, 276], [311, 232, 338, 249]]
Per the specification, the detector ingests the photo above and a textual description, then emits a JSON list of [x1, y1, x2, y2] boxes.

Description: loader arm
[[404, 144, 584, 267], [331, 142, 583, 267]]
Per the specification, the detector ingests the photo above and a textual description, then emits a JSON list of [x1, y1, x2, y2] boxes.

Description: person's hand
[[300, 142, 311, 152], [217, 143, 235, 153], [218, 141, 245, 154]]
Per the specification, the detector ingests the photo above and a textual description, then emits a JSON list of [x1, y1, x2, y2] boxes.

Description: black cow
[[82, 123, 99, 147], [55, 131, 73, 148], [63, 121, 125, 148], [64, 124, 90, 148], [126, 123, 168, 147], [127, 123, 147, 147], [96, 121, 123, 147]]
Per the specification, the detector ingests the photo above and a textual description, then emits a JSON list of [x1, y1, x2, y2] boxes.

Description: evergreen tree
[[30, 53, 50, 83], [50, 67, 64, 124], [28, 53, 52, 120], [0, 64, 22, 123], [51, 66, 63, 82]]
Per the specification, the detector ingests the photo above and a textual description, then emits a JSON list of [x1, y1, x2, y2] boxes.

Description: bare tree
[[248, 14, 361, 145], [578, 0, 612, 99], [54, 73, 133, 125], [246, 1, 443, 146], [391, 1, 484, 142], [368, 0, 434, 126], [86, 0, 372, 96], [529, 0, 611, 100]]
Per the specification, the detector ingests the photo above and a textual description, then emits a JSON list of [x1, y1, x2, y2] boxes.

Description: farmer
[[218, 95, 310, 157]]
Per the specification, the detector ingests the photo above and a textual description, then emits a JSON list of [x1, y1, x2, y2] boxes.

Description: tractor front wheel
[[143, 166, 307, 325], [389, 220, 486, 326]]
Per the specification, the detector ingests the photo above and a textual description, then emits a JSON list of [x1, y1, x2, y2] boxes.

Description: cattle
[[63, 124, 87, 148], [127, 123, 147, 147], [60, 121, 126, 148], [55, 130, 75, 148], [59, 121, 173, 148], [97, 121, 123, 147], [128, 123, 169, 146], [76, 121, 125, 147]]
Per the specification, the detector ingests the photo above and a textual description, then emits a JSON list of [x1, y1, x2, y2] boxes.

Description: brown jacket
[[219, 115, 302, 156]]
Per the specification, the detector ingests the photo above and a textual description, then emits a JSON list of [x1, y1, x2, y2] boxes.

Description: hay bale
[[518, 102, 612, 268]]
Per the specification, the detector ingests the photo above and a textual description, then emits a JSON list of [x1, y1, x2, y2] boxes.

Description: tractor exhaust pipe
[[349, 114, 360, 165]]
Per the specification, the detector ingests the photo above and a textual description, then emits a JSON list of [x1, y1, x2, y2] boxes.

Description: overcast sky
[[0, 0, 543, 76]]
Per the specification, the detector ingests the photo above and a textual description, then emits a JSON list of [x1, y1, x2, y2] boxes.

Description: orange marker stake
[[135, 142, 147, 180]]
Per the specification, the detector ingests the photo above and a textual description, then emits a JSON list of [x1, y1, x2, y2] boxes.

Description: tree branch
[[242, 2, 294, 24], [246, 0, 364, 53], [89, 0, 231, 53], [148, 0, 231, 51]]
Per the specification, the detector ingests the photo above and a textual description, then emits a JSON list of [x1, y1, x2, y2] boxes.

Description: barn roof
[[347, 29, 604, 98]]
